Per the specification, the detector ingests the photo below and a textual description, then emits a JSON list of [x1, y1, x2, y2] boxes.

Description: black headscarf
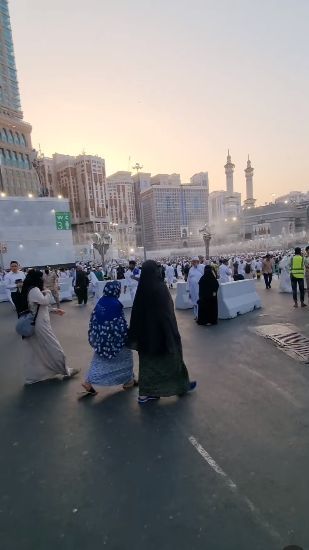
[[19, 269, 44, 312], [198, 265, 219, 301], [128, 260, 182, 355]]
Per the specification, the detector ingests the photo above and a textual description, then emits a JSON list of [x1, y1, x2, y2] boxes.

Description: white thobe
[[188, 266, 202, 317], [125, 269, 140, 301], [166, 266, 175, 286], [219, 265, 231, 283]]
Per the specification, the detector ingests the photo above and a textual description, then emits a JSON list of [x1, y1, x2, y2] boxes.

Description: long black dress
[[198, 267, 219, 325], [128, 260, 191, 397]]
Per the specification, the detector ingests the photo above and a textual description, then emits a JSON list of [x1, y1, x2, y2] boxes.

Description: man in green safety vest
[[290, 247, 306, 308]]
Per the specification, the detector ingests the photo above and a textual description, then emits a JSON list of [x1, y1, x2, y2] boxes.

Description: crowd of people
[[2, 245, 309, 403]]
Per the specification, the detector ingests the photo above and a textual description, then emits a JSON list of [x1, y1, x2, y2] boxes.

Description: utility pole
[[132, 162, 146, 261]]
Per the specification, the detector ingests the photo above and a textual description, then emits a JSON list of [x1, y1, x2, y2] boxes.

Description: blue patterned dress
[[85, 282, 134, 386]]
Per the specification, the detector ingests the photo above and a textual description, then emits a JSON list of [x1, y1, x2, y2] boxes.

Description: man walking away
[[304, 246, 309, 300], [188, 257, 202, 319], [4, 260, 25, 313], [43, 267, 60, 308], [290, 247, 306, 308], [124, 260, 141, 302], [262, 254, 274, 289], [166, 263, 175, 289], [74, 265, 89, 305]]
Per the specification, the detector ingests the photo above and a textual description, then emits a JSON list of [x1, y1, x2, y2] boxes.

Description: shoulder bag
[[16, 305, 40, 338]]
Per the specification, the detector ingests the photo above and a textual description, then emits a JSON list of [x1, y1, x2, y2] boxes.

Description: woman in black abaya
[[197, 265, 219, 326], [128, 260, 196, 404]]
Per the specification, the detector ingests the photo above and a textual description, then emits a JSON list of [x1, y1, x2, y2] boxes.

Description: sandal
[[80, 383, 97, 396]]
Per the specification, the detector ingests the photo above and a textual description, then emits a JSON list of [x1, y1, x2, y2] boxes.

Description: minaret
[[244, 155, 256, 208], [224, 149, 235, 195]]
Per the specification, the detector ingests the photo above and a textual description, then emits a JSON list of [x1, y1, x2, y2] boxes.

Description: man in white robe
[[219, 260, 232, 283], [124, 260, 141, 302], [188, 257, 202, 319], [166, 264, 175, 289]]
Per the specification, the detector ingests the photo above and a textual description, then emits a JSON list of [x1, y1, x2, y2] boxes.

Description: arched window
[[3, 129, 8, 142], [14, 132, 20, 145], [18, 152, 24, 168], [21, 134, 27, 147], [6, 150, 12, 165], [8, 130, 13, 144]]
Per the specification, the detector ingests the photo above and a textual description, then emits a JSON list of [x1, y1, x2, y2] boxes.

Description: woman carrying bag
[[19, 270, 79, 385]]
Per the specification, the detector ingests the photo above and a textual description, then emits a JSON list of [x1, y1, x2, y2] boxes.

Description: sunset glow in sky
[[10, 0, 309, 204]]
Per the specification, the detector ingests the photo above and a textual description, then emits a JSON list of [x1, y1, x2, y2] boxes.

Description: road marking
[[188, 435, 282, 544], [236, 364, 301, 408]]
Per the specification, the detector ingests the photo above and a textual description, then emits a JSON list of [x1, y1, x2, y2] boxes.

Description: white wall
[[0, 197, 75, 268]]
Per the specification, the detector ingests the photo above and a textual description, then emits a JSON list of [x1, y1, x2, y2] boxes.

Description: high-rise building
[[0, 0, 39, 196], [106, 171, 136, 254], [190, 172, 209, 187], [141, 174, 209, 250], [208, 190, 228, 224], [132, 172, 151, 246], [42, 153, 108, 244]]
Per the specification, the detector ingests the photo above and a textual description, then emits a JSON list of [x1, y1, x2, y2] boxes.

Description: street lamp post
[[92, 231, 112, 266], [199, 224, 212, 260], [31, 149, 49, 197]]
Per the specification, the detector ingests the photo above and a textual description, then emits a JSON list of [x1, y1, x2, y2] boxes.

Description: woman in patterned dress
[[82, 281, 136, 396]]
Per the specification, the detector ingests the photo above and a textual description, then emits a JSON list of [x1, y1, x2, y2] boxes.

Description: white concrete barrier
[[0, 277, 74, 305], [49, 277, 74, 304], [175, 281, 193, 310], [218, 279, 261, 319], [60, 277, 74, 302], [0, 282, 11, 304], [95, 279, 133, 308]]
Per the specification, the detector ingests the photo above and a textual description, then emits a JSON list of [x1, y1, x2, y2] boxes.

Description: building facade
[[275, 191, 309, 205], [0, 0, 39, 196], [241, 202, 309, 241], [39, 153, 109, 245], [106, 171, 136, 254], [56, 155, 109, 245], [141, 174, 209, 251], [132, 172, 151, 246]]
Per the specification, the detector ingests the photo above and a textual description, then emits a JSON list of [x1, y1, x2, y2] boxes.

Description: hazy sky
[[10, 0, 309, 204]]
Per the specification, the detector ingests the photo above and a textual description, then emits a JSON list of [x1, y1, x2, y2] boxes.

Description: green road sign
[[55, 211, 71, 230]]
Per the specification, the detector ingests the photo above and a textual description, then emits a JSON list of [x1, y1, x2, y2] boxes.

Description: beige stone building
[[37, 153, 109, 245], [141, 173, 209, 251], [106, 171, 136, 254]]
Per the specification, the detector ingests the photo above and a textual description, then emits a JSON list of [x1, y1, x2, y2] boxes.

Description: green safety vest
[[291, 255, 304, 278]]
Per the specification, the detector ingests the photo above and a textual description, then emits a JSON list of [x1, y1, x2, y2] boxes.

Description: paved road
[[1, 280, 309, 550]]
